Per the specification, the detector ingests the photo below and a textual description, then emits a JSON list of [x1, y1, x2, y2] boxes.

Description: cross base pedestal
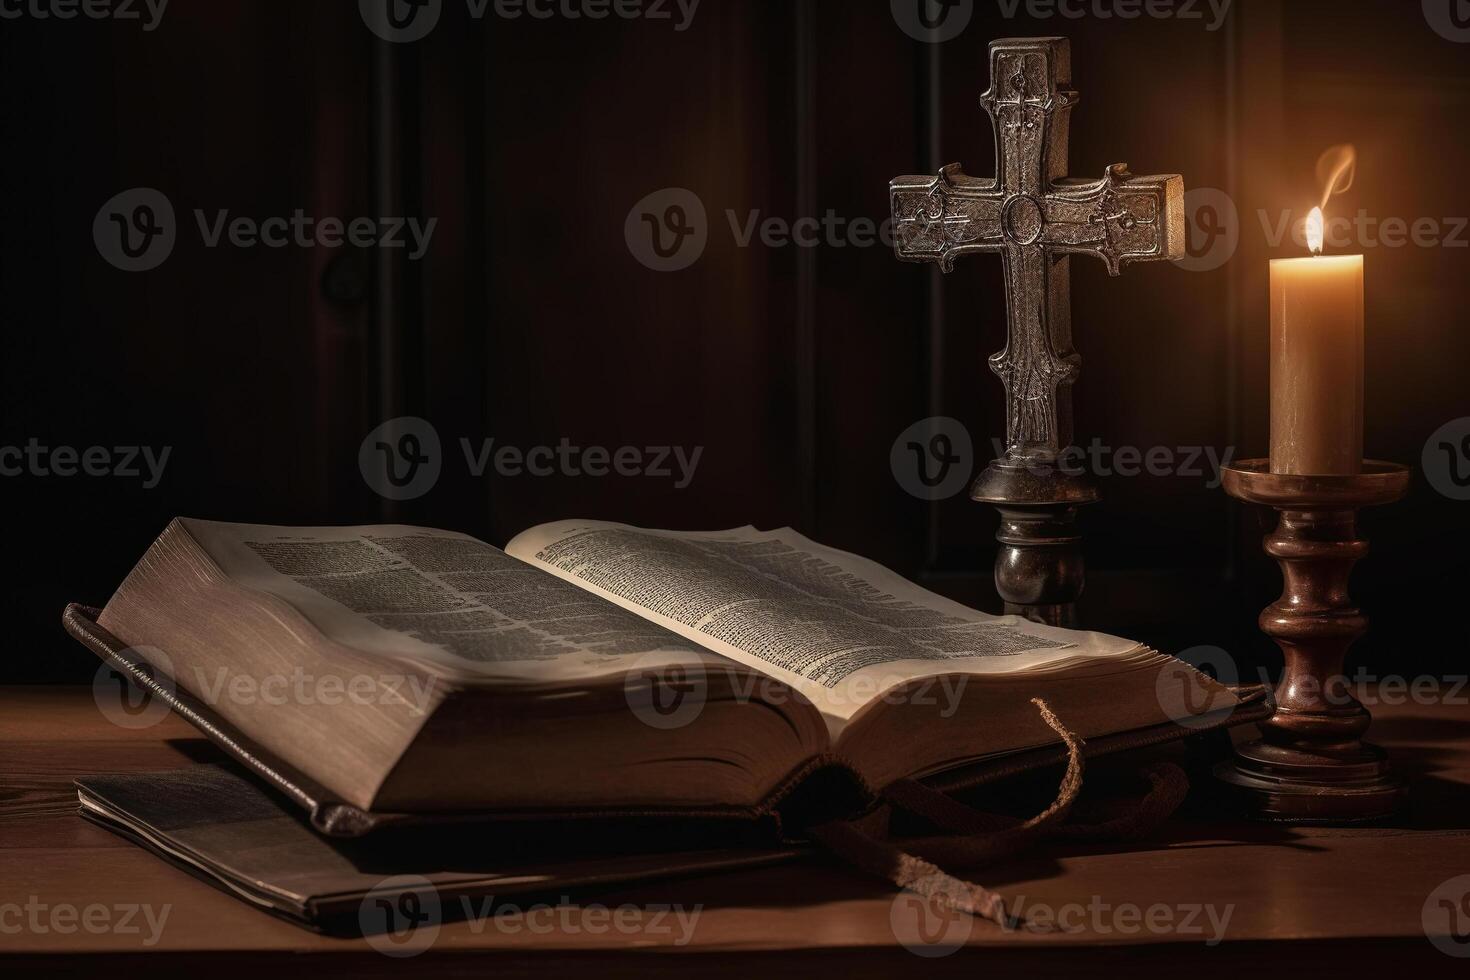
[[971, 457, 1097, 629]]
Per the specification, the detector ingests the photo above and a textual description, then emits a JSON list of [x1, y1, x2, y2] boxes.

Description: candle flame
[[1303, 144, 1354, 256]]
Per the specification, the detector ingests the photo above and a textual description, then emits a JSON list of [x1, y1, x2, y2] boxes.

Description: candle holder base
[[1214, 734, 1407, 824], [1216, 459, 1411, 825]]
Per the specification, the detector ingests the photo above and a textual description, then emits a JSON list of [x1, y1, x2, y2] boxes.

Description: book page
[[506, 520, 1144, 721], [181, 519, 727, 684]]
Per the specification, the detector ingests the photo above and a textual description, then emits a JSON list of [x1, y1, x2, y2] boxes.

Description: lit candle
[[1269, 207, 1364, 475]]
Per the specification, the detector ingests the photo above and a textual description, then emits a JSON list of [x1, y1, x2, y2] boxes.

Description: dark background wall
[[2, 0, 1466, 685]]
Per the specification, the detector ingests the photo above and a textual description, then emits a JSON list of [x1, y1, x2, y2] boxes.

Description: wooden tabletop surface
[[4, 684, 1470, 976]]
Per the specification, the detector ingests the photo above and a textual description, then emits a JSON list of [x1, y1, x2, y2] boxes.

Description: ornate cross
[[890, 37, 1185, 625]]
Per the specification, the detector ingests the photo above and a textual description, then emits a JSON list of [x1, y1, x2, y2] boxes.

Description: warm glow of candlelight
[[1268, 145, 1364, 476], [1306, 206, 1324, 256]]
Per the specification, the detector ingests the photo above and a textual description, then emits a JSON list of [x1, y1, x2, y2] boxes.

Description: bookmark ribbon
[[809, 697, 1189, 932]]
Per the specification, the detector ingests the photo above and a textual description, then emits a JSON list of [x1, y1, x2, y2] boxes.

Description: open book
[[87, 518, 1243, 823]]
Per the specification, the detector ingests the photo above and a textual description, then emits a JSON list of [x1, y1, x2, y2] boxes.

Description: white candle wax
[[1268, 254, 1364, 476]]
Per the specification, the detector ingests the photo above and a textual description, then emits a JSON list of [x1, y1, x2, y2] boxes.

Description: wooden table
[[4, 685, 1470, 976]]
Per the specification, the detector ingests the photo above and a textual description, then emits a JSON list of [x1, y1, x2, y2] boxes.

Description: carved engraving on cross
[[891, 36, 1184, 462], [889, 37, 1185, 626]]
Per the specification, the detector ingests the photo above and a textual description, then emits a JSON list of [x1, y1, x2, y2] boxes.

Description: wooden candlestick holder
[[1216, 459, 1411, 823]]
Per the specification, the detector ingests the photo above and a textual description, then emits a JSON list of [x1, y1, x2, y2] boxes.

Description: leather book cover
[[76, 765, 802, 935]]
